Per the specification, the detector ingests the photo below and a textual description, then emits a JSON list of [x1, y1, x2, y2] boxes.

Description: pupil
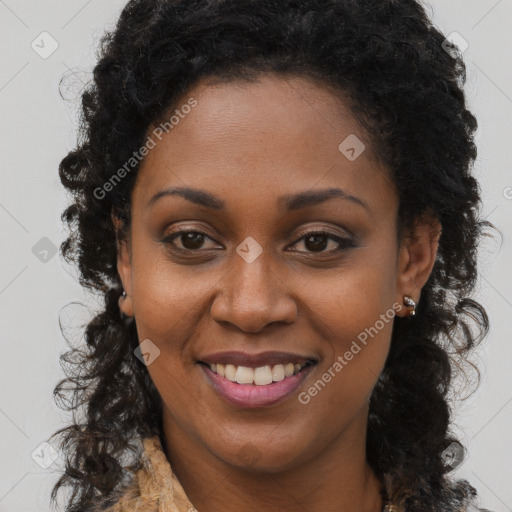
[[305, 235, 327, 252], [182, 233, 204, 250]]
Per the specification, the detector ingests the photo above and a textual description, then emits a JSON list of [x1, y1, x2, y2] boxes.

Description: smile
[[198, 361, 316, 408]]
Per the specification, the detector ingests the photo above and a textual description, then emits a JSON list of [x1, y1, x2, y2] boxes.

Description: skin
[[116, 74, 441, 512]]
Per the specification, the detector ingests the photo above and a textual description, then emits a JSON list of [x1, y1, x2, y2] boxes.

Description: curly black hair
[[50, 1, 496, 511]]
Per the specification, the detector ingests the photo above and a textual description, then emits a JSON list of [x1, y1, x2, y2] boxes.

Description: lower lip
[[199, 364, 315, 408]]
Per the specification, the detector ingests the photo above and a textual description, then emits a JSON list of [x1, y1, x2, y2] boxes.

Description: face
[[117, 74, 439, 472]]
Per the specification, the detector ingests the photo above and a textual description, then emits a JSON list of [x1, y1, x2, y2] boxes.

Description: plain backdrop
[[0, 1, 511, 511]]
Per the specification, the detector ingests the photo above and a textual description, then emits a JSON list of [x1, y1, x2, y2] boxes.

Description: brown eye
[[178, 232, 207, 250], [290, 230, 355, 254], [162, 229, 220, 252], [304, 234, 330, 252]]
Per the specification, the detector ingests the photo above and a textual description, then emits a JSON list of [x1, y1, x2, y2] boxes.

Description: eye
[[161, 228, 221, 252], [289, 229, 355, 254], [161, 228, 355, 255]]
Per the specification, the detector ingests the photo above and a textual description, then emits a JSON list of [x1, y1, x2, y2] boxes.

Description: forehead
[[133, 74, 395, 217]]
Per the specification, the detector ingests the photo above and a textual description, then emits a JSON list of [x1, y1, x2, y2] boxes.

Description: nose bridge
[[232, 245, 275, 302], [211, 242, 296, 331]]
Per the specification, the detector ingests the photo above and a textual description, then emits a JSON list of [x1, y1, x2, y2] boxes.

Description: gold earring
[[403, 295, 416, 317]]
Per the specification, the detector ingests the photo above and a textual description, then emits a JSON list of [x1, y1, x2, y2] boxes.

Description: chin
[[214, 439, 311, 474]]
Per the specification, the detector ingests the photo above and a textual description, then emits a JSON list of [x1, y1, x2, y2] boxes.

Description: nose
[[210, 249, 297, 333]]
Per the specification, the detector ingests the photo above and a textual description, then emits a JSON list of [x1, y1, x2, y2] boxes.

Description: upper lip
[[199, 351, 318, 368]]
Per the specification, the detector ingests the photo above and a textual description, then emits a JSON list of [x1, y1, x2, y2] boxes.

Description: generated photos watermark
[[298, 302, 402, 405], [94, 97, 197, 200]]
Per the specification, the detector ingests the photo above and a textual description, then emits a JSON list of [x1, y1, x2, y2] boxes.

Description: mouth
[[197, 360, 316, 385], [197, 353, 318, 408]]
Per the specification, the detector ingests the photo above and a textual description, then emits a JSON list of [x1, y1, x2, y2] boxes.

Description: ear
[[395, 213, 442, 318], [112, 212, 134, 318]]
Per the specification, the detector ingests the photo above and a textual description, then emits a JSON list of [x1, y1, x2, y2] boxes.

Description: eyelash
[[161, 227, 355, 254]]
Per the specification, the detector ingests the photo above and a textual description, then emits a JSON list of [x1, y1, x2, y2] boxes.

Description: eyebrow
[[147, 186, 369, 212]]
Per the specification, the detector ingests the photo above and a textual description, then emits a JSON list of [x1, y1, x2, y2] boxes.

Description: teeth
[[235, 365, 254, 385], [284, 363, 295, 377], [253, 365, 273, 385], [209, 362, 308, 385], [271, 364, 285, 382], [225, 364, 237, 381]]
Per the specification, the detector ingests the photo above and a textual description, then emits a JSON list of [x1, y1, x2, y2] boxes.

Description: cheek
[[297, 286, 394, 439], [298, 247, 398, 337], [298, 252, 397, 402], [130, 248, 217, 339], [310, 287, 394, 399]]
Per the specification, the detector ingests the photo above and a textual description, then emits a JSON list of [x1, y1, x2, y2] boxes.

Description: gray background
[[0, 0, 511, 510]]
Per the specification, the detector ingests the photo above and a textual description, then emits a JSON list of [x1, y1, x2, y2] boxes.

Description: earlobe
[[396, 215, 442, 318], [118, 289, 134, 318]]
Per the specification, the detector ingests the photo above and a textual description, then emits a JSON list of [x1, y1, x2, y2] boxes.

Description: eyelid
[[293, 226, 352, 241]]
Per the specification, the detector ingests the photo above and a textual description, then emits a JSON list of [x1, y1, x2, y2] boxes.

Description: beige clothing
[[102, 436, 196, 512]]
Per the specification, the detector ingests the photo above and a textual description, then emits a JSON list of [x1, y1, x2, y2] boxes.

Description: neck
[[162, 405, 384, 512]]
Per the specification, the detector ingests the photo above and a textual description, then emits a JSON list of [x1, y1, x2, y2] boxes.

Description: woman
[[50, 0, 495, 511]]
